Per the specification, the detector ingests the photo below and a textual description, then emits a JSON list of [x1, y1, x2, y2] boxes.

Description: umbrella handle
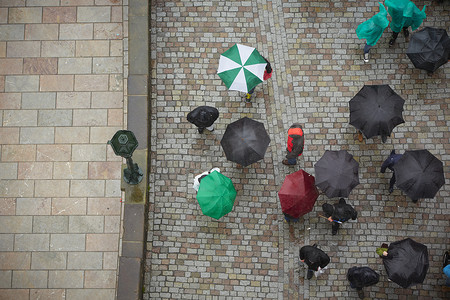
[[319, 215, 342, 224]]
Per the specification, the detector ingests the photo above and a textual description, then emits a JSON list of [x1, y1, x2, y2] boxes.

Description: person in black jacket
[[187, 106, 219, 134], [299, 244, 330, 280], [322, 198, 357, 235], [347, 266, 380, 299], [380, 149, 403, 195]]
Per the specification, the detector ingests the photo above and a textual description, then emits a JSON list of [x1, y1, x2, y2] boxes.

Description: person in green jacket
[[356, 2, 390, 63], [385, 0, 426, 46]]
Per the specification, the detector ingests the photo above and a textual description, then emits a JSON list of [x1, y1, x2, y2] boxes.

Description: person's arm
[[380, 159, 392, 173], [319, 253, 330, 269]]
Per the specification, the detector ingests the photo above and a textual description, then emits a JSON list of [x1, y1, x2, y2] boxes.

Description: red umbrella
[[278, 170, 319, 219]]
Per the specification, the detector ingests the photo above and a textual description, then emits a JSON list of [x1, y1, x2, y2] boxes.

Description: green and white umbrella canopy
[[217, 44, 267, 93]]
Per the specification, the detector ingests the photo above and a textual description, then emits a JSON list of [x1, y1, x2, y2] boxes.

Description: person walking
[[385, 0, 426, 46], [187, 106, 219, 134], [380, 149, 403, 195], [322, 198, 357, 235], [299, 244, 330, 280], [356, 2, 389, 63], [245, 56, 273, 102], [347, 266, 380, 299], [282, 123, 304, 166]]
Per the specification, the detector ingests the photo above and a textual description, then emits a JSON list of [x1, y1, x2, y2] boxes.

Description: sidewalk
[[145, 0, 449, 299], [1, 1, 127, 299]]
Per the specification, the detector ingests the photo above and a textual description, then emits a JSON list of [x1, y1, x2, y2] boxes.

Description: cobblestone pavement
[[0, 1, 126, 299], [146, 0, 449, 299]]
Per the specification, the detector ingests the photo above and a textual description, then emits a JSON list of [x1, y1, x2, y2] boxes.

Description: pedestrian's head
[[381, 243, 388, 249], [198, 174, 208, 183]]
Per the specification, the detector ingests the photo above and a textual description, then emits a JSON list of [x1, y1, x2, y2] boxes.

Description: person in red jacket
[[282, 123, 304, 166]]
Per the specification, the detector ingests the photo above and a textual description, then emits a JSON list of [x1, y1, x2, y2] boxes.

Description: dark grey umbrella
[[314, 150, 359, 198], [349, 85, 405, 142], [406, 27, 450, 73], [383, 238, 429, 288], [393, 149, 444, 201], [220, 117, 270, 167]]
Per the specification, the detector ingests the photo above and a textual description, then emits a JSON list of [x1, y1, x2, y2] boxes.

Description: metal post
[[124, 157, 143, 185]]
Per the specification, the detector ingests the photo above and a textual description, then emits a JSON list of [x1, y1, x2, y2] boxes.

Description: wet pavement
[[145, 0, 449, 299]]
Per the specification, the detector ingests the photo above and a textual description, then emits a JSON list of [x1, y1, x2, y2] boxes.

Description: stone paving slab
[[0, 0, 127, 299], [145, 0, 449, 299]]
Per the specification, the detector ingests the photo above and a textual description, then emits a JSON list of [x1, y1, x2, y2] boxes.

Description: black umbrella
[[314, 150, 359, 198], [383, 238, 429, 288], [220, 117, 270, 167], [349, 85, 405, 142], [406, 27, 450, 73], [393, 149, 445, 201]]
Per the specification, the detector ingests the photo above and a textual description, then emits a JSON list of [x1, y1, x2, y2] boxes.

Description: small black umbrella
[[314, 150, 359, 198], [406, 27, 450, 73], [349, 85, 405, 142], [393, 149, 444, 201], [383, 238, 429, 288], [220, 117, 270, 167]]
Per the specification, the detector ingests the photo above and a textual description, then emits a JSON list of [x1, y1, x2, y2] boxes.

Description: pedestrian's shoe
[[306, 269, 314, 280], [389, 38, 395, 47], [198, 128, 204, 134], [412, 198, 418, 203], [388, 187, 394, 194], [381, 135, 387, 143], [358, 131, 364, 142], [363, 53, 369, 63], [282, 159, 295, 166], [331, 228, 338, 236], [403, 27, 409, 38], [357, 289, 365, 299]]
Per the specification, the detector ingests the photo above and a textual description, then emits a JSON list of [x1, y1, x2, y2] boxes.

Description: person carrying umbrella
[[385, 0, 426, 46], [187, 106, 219, 134], [356, 2, 389, 63], [299, 244, 330, 280], [322, 198, 357, 235], [347, 266, 380, 299], [245, 56, 273, 102], [380, 149, 403, 195], [278, 169, 319, 223], [392, 149, 444, 203], [220, 117, 271, 167], [196, 170, 237, 220], [282, 123, 304, 166], [379, 238, 429, 288]]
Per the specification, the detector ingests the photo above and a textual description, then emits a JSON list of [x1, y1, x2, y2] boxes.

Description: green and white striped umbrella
[[217, 44, 267, 93]]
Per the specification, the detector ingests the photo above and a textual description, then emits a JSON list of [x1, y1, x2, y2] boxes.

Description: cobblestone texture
[[145, 0, 449, 299]]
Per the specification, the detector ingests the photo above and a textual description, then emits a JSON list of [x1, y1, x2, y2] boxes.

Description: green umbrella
[[196, 171, 237, 220], [217, 44, 267, 93]]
